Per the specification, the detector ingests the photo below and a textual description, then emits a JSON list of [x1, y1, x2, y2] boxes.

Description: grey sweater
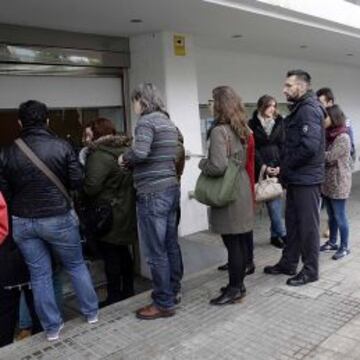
[[123, 112, 179, 194]]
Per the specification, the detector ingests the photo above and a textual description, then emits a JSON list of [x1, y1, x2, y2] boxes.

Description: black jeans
[[0, 285, 42, 348], [99, 242, 134, 303], [279, 185, 321, 278], [222, 233, 249, 289]]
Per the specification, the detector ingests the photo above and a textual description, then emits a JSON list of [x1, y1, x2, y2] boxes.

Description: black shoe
[[281, 235, 287, 245], [245, 262, 255, 276], [218, 263, 229, 271], [174, 293, 182, 305], [286, 272, 318, 287], [220, 283, 246, 296], [270, 237, 284, 249], [264, 263, 296, 276], [210, 286, 244, 305]]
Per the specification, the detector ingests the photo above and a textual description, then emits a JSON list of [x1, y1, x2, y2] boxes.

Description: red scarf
[[326, 125, 347, 148]]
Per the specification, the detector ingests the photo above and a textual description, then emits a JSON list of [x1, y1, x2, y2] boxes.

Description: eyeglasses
[[208, 99, 214, 106]]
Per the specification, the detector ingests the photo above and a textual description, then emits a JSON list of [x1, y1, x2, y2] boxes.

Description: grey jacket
[[199, 124, 253, 234], [322, 133, 352, 199]]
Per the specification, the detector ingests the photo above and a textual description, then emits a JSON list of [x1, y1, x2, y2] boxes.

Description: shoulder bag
[[194, 127, 241, 208]]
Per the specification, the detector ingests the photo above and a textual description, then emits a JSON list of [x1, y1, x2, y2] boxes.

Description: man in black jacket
[[0, 100, 98, 341], [264, 70, 326, 286]]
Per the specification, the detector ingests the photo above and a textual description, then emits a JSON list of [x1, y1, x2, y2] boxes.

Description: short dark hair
[[327, 105, 346, 128], [257, 95, 277, 117], [91, 118, 116, 140], [18, 100, 49, 127], [316, 87, 335, 103], [286, 69, 311, 85]]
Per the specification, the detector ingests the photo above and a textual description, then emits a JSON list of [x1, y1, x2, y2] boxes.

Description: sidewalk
[[2, 174, 360, 360]]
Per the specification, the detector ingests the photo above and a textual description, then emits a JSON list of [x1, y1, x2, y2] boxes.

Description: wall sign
[[174, 35, 186, 56]]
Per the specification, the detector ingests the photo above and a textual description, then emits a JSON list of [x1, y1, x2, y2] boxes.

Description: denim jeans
[[324, 197, 349, 250], [19, 270, 63, 329], [137, 185, 183, 309], [13, 210, 98, 333], [266, 197, 286, 238]]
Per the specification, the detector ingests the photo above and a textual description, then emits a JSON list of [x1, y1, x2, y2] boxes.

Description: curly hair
[[212, 86, 250, 143]]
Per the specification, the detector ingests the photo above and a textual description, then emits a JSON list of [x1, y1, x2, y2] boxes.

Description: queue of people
[[0, 68, 354, 346]]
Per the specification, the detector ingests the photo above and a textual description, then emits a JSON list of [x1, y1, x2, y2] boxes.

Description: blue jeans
[[137, 186, 183, 309], [324, 197, 349, 250], [13, 210, 98, 333], [266, 197, 286, 238], [19, 270, 63, 329]]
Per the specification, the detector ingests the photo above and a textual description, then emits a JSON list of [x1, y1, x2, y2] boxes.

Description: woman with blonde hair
[[200, 86, 254, 305]]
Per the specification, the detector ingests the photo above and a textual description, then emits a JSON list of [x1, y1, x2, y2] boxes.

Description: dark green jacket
[[83, 135, 137, 246]]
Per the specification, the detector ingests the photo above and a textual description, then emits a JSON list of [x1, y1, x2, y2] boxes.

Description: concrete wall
[[195, 46, 360, 169], [129, 32, 208, 238]]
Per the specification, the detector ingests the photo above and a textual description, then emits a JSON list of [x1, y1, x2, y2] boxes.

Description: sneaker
[[87, 314, 99, 324], [320, 242, 338, 252], [46, 323, 64, 342], [332, 248, 350, 260]]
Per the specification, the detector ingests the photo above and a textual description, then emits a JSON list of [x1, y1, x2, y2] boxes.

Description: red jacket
[[246, 133, 255, 203], [0, 193, 8, 245]]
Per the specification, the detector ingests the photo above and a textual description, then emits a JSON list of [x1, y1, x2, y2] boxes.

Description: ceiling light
[[232, 34, 243, 39], [130, 19, 143, 23]]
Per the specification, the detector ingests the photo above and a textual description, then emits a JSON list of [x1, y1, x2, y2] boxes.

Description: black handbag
[[78, 200, 113, 238]]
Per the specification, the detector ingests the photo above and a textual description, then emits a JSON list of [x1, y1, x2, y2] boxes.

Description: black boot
[[270, 237, 284, 249], [210, 286, 244, 305]]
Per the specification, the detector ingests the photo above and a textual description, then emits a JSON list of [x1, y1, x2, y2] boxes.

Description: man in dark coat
[[264, 70, 326, 286]]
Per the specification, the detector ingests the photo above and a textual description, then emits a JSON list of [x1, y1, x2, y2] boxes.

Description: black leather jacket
[[0, 126, 82, 218]]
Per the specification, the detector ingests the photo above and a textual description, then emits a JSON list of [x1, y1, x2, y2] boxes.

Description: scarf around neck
[[326, 125, 347, 147]]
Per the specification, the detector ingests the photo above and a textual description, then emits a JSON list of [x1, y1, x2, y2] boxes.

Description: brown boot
[[135, 304, 175, 320]]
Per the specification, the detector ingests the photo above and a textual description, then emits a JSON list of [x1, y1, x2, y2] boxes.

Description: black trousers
[[99, 242, 134, 302], [279, 185, 321, 278], [245, 231, 254, 264], [222, 233, 249, 289], [0, 285, 42, 348]]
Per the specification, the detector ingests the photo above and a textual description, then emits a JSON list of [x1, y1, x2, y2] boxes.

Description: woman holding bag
[[249, 95, 287, 249], [199, 86, 254, 305]]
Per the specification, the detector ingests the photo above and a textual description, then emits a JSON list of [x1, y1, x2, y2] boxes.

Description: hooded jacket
[[83, 135, 137, 245]]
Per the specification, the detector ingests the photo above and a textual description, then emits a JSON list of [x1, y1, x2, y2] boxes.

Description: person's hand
[[273, 167, 280, 176], [118, 154, 128, 169]]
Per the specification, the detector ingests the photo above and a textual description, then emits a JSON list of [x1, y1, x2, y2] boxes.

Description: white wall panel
[[0, 76, 122, 109]]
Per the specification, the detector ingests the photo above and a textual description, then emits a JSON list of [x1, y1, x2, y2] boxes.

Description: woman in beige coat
[[199, 86, 254, 305]]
